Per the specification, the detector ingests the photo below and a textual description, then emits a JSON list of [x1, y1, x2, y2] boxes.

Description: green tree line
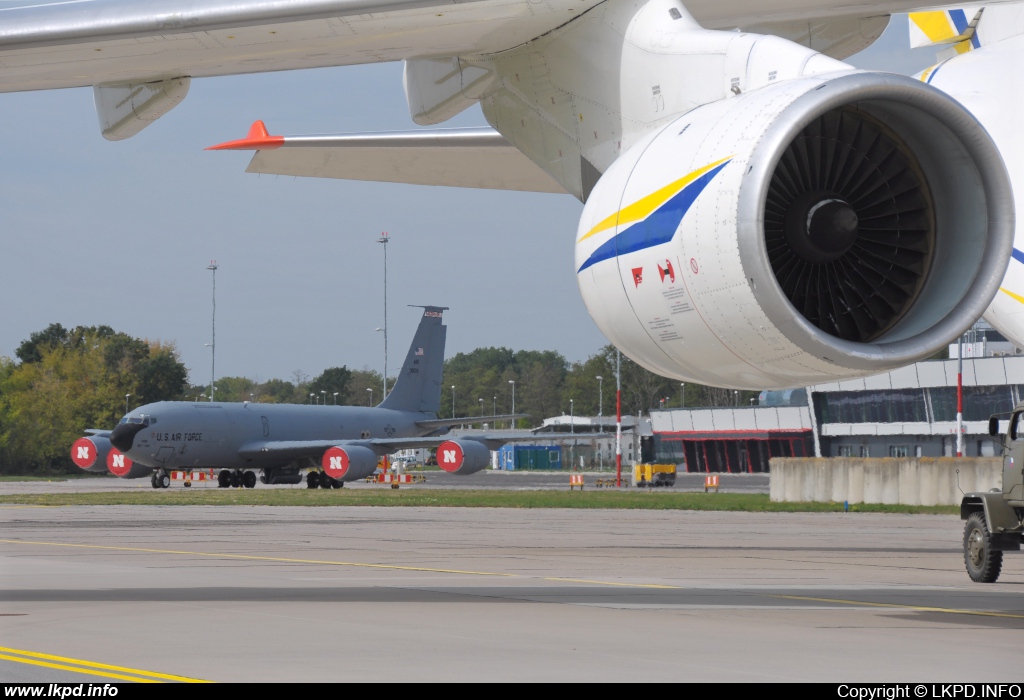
[[0, 323, 757, 474], [0, 324, 188, 474]]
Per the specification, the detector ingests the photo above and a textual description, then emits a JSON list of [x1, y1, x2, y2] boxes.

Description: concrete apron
[[769, 457, 1002, 505]]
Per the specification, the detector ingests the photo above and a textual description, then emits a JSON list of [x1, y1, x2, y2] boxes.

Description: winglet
[[205, 120, 285, 150]]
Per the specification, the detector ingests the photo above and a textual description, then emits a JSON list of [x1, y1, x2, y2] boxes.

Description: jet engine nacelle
[[106, 447, 150, 479], [436, 439, 490, 475], [70, 436, 112, 474], [576, 70, 1015, 389], [321, 445, 379, 482]]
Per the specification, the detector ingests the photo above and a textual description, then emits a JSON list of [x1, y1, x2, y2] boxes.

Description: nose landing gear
[[150, 470, 170, 489]]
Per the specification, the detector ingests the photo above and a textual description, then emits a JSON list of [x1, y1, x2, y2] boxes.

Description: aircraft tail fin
[[379, 306, 448, 414]]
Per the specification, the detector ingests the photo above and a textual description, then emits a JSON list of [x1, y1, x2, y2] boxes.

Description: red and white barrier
[[170, 469, 215, 486], [704, 475, 720, 492], [570, 474, 584, 490]]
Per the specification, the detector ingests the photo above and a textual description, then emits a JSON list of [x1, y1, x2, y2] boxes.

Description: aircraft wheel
[[218, 470, 232, 488], [242, 470, 257, 489], [150, 474, 160, 489], [306, 472, 319, 489], [964, 512, 1003, 583], [158, 472, 171, 489], [332, 479, 344, 489], [230, 471, 242, 488]]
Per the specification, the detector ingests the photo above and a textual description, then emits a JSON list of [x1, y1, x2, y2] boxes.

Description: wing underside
[[0, 0, 937, 92]]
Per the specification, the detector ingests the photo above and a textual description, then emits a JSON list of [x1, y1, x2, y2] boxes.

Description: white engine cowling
[[436, 440, 490, 475], [70, 436, 112, 474], [321, 445, 379, 482], [576, 70, 1015, 389]]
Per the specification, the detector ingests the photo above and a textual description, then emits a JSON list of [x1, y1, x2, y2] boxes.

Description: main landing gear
[[150, 470, 170, 489], [306, 470, 343, 489], [218, 469, 257, 489]]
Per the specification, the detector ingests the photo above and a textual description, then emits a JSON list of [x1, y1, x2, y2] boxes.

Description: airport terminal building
[[650, 336, 1024, 473]]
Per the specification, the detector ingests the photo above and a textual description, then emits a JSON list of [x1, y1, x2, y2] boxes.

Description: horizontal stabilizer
[[208, 123, 567, 193]]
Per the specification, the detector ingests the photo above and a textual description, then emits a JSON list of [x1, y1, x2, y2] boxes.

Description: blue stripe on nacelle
[[577, 161, 730, 273]]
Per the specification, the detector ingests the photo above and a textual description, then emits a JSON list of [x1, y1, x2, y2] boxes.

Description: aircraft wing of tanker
[[70, 307, 533, 488]]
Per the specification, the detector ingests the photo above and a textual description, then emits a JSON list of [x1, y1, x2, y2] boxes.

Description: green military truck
[[961, 411, 1024, 582]]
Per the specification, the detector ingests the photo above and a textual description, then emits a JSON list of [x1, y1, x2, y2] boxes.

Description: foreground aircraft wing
[[207, 122, 567, 193], [0, 0, 939, 94]]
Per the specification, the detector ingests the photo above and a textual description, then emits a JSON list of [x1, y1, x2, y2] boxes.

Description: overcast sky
[[0, 10, 940, 386]]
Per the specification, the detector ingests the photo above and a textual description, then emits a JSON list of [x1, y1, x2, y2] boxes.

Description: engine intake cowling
[[322, 445, 379, 482], [576, 71, 1014, 389], [70, 436, 112, 474], [436, 440, 490, 475]]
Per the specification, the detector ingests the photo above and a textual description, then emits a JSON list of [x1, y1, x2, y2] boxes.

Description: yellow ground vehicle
[[633, 463, 676, 488]]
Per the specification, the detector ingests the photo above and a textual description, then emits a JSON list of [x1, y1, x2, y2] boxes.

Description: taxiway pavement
[[1, 502, 1021, 682]]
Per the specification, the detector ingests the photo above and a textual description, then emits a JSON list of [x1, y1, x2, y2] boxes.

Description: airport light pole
[[207, 260, 218, 402], [616, 350, 622, 487], [479, 398, 484, 418], [321, 390, 327, 405], [333, 392, 338, 405], [367, 387, 373, 406], [680, 383, 685, 408], [125, 394, 130, 415], [309, 393, 314, 405], [378, 232, 389, 399], [957, 333, 964, 457], [596, 376, 603, 419], [493, 396, 496, 417], [570, 398, 576, 471], [452, 385, 456, 419], [509, 380, 515, 429]]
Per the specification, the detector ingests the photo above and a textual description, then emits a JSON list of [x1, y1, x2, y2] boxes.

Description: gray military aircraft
[[73, 307, 523, 489]]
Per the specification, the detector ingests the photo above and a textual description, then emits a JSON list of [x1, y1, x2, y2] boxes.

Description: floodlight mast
[[207, 260, 218, 402], [616, 350, 622, 487], [379, 232, 389, 399]]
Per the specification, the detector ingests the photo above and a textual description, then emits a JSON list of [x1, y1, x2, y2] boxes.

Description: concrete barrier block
[[768, 457, 1003, 505]]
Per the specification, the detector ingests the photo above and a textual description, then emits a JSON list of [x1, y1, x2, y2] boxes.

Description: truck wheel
[[964, 512, 1003, 583]]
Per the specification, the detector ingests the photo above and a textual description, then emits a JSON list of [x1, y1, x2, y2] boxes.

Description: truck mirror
[[1010, 414, 1020, 441], [989, 416, 999, 437]]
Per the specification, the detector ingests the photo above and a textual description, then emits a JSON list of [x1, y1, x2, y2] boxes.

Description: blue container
[[499, 445, 562, 471]]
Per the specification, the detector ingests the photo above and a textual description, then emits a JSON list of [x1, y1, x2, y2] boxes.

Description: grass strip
[[0, 490, 959, 514]]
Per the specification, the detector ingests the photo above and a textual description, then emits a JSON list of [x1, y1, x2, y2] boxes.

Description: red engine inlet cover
[[322, 446, 350, 479], [437, 441, 465, 473], [71, 437, 98, 469], [106, 448, 134, 477]]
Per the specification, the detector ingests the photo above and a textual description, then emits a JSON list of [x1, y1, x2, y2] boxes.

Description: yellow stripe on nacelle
[[577, 156, 732, 243]]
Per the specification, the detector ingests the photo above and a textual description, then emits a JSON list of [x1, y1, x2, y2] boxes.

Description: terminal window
[[860, 446, 870, 457], [837, 445, 853, 457], [889, 445, 909, 458], [818, 389, 927, 424]]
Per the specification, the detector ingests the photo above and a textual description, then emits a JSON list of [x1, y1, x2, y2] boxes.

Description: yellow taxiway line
[[0, 538, 513, 577], [5, 539, 1019, 617], [0, 647, 207, 683], [771, 594, 1024, 620]]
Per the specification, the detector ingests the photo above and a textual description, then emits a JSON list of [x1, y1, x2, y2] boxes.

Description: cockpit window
[[122, 415, 156, 426]]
